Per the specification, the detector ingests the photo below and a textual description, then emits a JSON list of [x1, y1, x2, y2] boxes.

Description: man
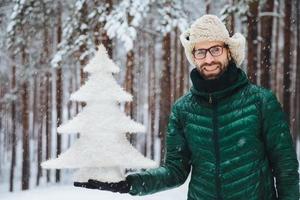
[[75, 15, 299, 199]]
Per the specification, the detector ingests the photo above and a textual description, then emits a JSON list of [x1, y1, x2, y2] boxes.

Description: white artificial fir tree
[[42, 44, 157, 182]]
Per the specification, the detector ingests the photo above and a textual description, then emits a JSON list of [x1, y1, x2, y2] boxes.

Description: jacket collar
[[190, 62, 249, 103]]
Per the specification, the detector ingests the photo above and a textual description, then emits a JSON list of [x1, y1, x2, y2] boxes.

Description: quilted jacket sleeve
[[261, 91, 299, 200], [126, 104, 191, 195]]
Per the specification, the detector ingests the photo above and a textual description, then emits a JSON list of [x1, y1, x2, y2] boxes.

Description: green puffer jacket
[[127, 68, 299, 200]]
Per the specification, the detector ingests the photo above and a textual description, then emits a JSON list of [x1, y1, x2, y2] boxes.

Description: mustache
[[200, 61, 221, 69]]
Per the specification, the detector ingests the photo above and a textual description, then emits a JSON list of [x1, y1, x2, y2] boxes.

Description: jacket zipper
[[209, 94, 212, 104], [211, 96, 222, 200]]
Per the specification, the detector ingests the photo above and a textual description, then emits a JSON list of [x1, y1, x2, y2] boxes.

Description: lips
[[203, 65, 219, 72]]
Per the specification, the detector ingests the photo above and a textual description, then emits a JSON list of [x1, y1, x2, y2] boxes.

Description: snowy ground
[[1, 181, 189, 200]]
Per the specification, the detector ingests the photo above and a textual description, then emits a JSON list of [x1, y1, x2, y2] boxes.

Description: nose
[[204, 52, 215, 64]]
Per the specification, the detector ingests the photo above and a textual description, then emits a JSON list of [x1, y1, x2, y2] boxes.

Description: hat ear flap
[[180, 29, 198, 68], [180, 29, 191, 47], [227, 33, 246, 66]]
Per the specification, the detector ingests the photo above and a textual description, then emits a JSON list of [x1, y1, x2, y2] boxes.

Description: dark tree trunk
[[205, 0, 211, 14], [247, 0, 259, 84], [55, 1, 63, 183], [32, 75, 38, 138], [9, 64, 16, 192], [293, 0, 300, 144], [37, 12, 50, 181], [224, 0, 235, 36], [260, 0, 274, 89], [159, 33, 171, 165], [124, 50, 137, 146], [56, 67, 63, 183], [45, 72, 52, 182], [21, 40, 30, 190], [21, 81, 30, 190], [79, 1, 89, 85], [173, 28, 178, 102], [179, 45, 186, 97], [124, 51, 135, 117], [283, 0, 292, 121], [36, 76, 44, 186], [101, 0, 113, 58]]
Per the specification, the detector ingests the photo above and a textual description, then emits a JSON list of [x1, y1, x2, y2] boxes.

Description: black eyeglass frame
[[192, 44, 228, 60]]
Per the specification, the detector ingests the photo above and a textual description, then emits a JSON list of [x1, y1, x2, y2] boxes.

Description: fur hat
[[180, 14, 246, 67]]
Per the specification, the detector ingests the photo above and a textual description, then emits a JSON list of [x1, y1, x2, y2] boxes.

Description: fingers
[[74, 182, 88, 187], [87, 179, 102, 186], [73, 181, 99, 189], [75, 179, 130, 193], [88, 179, 110, 190], [87, 180, 119, 192]]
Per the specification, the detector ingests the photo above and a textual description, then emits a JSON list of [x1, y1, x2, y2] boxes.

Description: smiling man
[[75, 15, 299, 200], [193, 41, 229, 80]]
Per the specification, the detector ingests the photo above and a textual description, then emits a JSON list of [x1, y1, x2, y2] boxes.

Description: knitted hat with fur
[[180, 14, 246, 67]]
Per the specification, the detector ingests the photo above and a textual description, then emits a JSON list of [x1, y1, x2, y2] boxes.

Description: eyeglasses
[[192, 45, 227, 60]]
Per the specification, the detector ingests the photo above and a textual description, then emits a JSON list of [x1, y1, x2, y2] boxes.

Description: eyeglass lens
[[194, 46, 223, 59]]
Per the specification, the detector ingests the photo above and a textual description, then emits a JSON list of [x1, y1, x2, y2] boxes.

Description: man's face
[[193, 41, 230, 80]]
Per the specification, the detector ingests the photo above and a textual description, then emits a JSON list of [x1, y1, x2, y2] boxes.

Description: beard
[[196, 60, 229, 80]]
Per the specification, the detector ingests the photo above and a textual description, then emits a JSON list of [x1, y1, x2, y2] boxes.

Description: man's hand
[[74, 179, 131, 193]]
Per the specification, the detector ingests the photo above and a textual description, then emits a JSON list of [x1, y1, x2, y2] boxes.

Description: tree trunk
[[229, 0, 235, 36], [293, 0, 300, 144], [124, 50, 137, 146], [148, 35, 156, 160], [45, 72, 52, 182], [101, 0, 113, 58], [283, 0, 292, 121], [36, 76, 44, 186], [55, 1, 63, 183], [32, 75, 38, 139], [179, 45, 186, 97], [21, 81, 30, 190], [273, 0, 281, 97], [247, 0, 259, 84], [205, 0, 211, 14], [40, 2, 51, 181], [56, 67, 63, 183], [224, 0, 235, 36], [159, 33, 171, 165], [9, 64, 16, 192], [173, 27, 178, 102], [67, 77, 73, 148], [185, 58, 190, 92], [260, 0, 274, 89]]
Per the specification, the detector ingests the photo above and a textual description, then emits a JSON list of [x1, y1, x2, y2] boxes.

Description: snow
[[1, 181, 189, 200], [104, 0, 151, 51], [57, 104, 145, 134], [157, 1, 188, 34]]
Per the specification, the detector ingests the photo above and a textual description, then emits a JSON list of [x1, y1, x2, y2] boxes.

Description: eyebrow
[[194, 43, 225, 48], [194, 45, 223, 50]]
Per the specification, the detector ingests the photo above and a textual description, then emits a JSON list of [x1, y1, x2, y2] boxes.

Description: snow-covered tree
[[104, 0, 152, 52], [51, 0, 94, 68], [156, 0, 188, 35], [41, 44, 157, 182]]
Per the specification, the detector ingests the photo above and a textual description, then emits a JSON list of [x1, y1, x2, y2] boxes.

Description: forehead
[[194, 41, 224, 49]]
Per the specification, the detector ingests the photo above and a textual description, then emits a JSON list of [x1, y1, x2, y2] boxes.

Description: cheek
[[218, 55, 229, 67], [194, 59, 203, 68]]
